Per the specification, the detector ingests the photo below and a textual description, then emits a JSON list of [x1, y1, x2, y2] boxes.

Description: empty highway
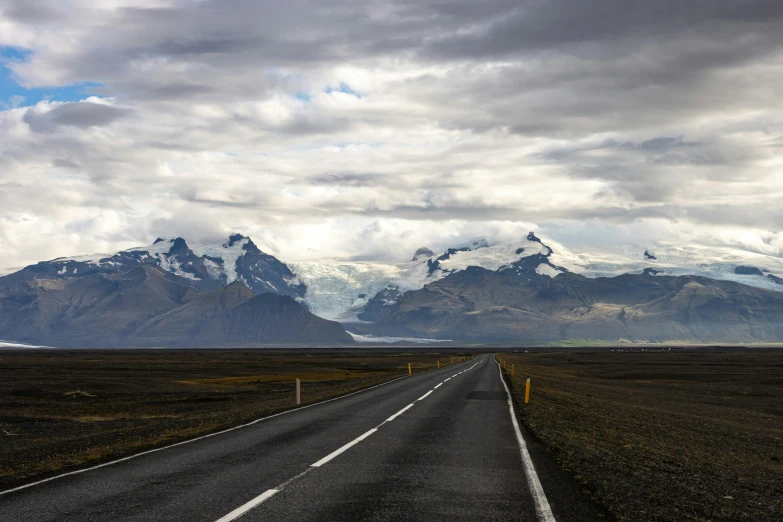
[[0, 356, 603, 521]]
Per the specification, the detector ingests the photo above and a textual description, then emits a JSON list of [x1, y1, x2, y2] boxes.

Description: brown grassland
[[0, 349, 469, 489], [499, 349, 783, 522]]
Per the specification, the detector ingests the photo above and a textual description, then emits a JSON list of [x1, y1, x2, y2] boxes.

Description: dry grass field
[[0, 349, 468, 489], [499, 349, 783, 522]]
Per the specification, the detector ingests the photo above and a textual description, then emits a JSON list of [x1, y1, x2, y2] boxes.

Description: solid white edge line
[[385, 403, 415, 423], [311, 428, 378, 467], [417, 390, 433, 401], [496, 358, 557, 522], [0, 364, 439, 497], [215, 489, 279, 522]]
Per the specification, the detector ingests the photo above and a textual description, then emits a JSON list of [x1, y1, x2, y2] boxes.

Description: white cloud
[[0, 0, 782, 268]]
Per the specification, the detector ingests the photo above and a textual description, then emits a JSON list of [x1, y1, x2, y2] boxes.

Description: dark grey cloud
[[423, 0, 783, 59], [1, 0, 66, 24], [23, 102, 132, 133], [306, 173, 386, 187], [51, 158, 81, 169], [139, 84, 216, 101]]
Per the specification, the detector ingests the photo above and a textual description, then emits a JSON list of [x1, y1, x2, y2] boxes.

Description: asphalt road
[[0, 355, 605, 521]]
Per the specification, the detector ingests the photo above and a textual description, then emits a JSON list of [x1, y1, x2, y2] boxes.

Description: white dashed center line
[[215, 489, 280, 522], [386, 403, 415, 423], [311, 428, 378, 467], [214, 356, 486, 521]]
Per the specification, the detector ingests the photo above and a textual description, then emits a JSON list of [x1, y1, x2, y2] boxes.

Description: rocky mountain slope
[[0, 264, 352, 347], [362, 266, 783, 343]]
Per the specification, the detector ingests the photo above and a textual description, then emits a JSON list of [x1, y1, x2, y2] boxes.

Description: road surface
[[0, 355, 603, 521]]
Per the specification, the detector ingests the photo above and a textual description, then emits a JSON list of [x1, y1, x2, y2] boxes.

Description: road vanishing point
[[0, 356, 603, 521]]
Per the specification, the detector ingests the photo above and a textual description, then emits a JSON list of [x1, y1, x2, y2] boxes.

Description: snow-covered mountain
[[3, 232, 783, 326], [0, 234, 306, 301]]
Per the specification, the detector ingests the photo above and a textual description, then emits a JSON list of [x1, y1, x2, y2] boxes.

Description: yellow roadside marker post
[[437, 360, 440, 369], [525, 378, 531, 404], [408, 362, 412, 375], [296, 378, 301, 405]]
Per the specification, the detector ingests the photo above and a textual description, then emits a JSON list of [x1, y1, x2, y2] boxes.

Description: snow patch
[[191, 237, 249, 284], [550, 242, 783, 291], [535, 263, 562, 278], [201, 257, 223, 280], [127, 238, 175, 257], [0, 340, 49, 348], [438, 240, 548, 272], [55, 253, 110, 265], [164, 259, 198, 280], [347, 332, 451, 344]]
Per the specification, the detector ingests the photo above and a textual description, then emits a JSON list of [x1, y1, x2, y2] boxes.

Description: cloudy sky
[[1, 0, 782, 268]]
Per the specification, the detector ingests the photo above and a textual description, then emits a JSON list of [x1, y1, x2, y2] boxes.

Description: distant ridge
[[4, 232, 783, 345]]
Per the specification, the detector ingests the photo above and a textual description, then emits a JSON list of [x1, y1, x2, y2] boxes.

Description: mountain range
[[2, 232, 783, 346]]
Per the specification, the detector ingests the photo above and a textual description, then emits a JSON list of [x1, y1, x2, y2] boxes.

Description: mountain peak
[[168, 237, 190, 253], [527, 231, 541, 243], [226, 234, 248, 248], [226, 280, 251, 291], [412, 247, 435, 261], [242, 237, 262, 254]]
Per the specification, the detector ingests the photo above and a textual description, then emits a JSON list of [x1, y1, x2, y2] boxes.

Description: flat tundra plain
[[0, 350, 465, 488], [501, 349, 783, 521], [0, 348, 780, 521]]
